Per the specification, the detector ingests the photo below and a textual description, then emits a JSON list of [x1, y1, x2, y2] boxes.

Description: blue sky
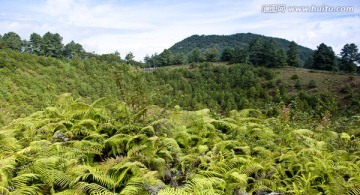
[[0, 0, 359, 60]]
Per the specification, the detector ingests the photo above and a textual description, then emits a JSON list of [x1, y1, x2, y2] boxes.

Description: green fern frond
[[54, 189, 84, 195], [70, 165, 115, 189], [197, 170, 223, 178], [228, 172, 248, 185], [212, 140, 242, 154], [74, 181, 113, 195], [77, 119, 98, 131], [104, 134, 129, 157], [293, 129, 314, 136], [110, 161, 147, 186], [158, 187, 188, 195], [119, 175, 158, 195], [139, 125, 155, 136], [56, 93, 74, 107], [10, 173, 40, 188], [90, 97, 108, 108], [126, 134, 148, 151], [184, 175, 226, 194], [161, 137, 181, 154], [33, 157, 73, 189], [0, 157, 16, 189], [252, 146, 273, 159], [9, 184, 43, 195], [43, 106, 62, 118], [73, 140, 104, 155], [348, 186, 360, 195], [239, 162, 263, 177], [18, 140, 53, 157], [0, 132, 21, 157]]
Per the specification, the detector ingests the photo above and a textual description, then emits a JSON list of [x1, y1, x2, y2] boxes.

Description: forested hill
[[168, 33, 313, 61]]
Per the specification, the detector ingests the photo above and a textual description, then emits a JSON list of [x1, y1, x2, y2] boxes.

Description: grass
[[159, 63, 360, 105], [271, 67, 360, 103]]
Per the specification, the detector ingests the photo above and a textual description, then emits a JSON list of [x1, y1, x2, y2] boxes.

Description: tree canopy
[[340, 43, 360, 73], [311, 43, 337, 71]]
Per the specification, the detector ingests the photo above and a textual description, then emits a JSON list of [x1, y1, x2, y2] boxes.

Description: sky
[[0, 0, 359, 61]]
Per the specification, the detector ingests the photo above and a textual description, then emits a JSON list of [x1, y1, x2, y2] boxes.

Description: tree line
[[0, 31, 139, 64], [145, 39, 360, 74], [1, 31, 359, 73], [305, 43, 360, 73]]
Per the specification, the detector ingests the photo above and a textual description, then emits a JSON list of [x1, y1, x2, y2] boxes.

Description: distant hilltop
[[168, 33, 313, 62]]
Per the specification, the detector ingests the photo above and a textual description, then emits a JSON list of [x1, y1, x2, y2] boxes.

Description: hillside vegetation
[[0, 32, 359, 194], [169, 33, 313, 62], [0, 49, 121, 125], [0, 49, 359, 125]]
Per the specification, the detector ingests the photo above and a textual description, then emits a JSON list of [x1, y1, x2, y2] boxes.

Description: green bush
[[340, 84, 352, 94], [295, 79, 301, 90], [308, 79, 317, 89], [291, 73, 299, 80]]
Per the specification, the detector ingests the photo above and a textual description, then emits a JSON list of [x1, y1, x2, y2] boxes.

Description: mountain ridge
[[167, 32, 313, 62]]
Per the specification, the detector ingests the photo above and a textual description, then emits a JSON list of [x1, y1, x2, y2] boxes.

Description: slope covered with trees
[[169, 33, 312, 61], [145, 33, 313, 67], [0, 48, 360, 126], [0, 31, 126, 64]]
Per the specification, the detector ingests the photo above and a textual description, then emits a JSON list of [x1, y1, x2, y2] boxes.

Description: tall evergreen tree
[[304, 56, 314, 69], [249, 39, 264, 66], [159, 49, 174, 66], [63, 41, 85, 59], [2, 32, 22, 51], [339, 43, 359, 73], [230, 46, 248, 64], [277, 48, 288, 67], [221, 47, 234, 61], [125, 52, 135, 65], [312, 43, 337, 71], [29, 33, 42, 55], [41, 32, 64, 57], [287, 41, 301, 67], [204, 47, 218, 62], [188, 48, 204, 63], [263, 40, 279, 67], [174, 52, 185, 65]]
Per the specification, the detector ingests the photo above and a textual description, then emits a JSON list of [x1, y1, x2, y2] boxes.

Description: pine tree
[[263, 40, 279, 67], [249, 39, 264, 66], [29, 33, 42, 55], [204, 47, 218, 62], [277, 48, 287, 66], [221, 47, 234, 61], [312, 43, 337, 71], [287, 41, 301, 67], [339, 43, 359, 73], [230, 46, 248, 64], [41, 32, 64, 58], [2, 32, 22, 51]]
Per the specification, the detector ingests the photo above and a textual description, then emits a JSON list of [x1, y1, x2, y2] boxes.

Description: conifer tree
[[287, 41, 301, 67]]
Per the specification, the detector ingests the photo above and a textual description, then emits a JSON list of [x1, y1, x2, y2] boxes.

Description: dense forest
[[0, 31, 359, 194], [144, 33, 360, 75], [144, 33, 313, 67], [169, 33, 313, 62]]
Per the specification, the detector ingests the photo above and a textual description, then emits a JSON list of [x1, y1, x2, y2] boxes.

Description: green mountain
[[168, 33, 313, 62]]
